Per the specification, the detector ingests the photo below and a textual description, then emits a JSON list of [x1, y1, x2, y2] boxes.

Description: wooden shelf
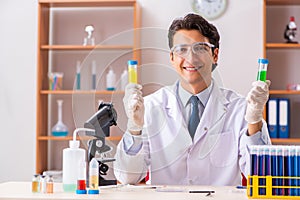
[[41, 45, 133, 50], [40, 90, 124, 95], [39, 0, 137, 7], [266, 43, 300, 48], [269, 90, 300, 95], [271, 138, 300, 144], [37, 135, 122, 141], [36, 0, 141, 173], [266, 0, 300, 6]]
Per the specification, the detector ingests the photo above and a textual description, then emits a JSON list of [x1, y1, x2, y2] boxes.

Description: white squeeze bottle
[[120, 69, 128, 91], [106, 67, 116, 91], [62, 138, 85, 192]]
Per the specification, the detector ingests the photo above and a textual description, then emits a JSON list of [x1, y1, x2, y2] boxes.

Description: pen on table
[[189, 190, 215, 194], [236, 185, 247, 189]]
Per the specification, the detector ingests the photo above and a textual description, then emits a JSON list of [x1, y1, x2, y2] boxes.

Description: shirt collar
[[178, 81, 213, 107]]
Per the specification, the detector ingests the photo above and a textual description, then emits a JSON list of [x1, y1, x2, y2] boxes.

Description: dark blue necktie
[[188, 96, 200, 140]]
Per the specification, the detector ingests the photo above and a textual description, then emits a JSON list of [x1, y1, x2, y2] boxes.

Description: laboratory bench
[[0, 181, 251, 200]]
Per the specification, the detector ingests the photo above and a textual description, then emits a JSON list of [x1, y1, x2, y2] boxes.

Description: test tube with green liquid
[[257, 58, 268, 82], [128, 60, 138, 84]]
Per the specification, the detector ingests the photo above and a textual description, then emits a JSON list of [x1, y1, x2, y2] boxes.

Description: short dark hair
[[168, 13, 220, 50]]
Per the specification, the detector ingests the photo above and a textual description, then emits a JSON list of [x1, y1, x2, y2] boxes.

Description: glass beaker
[[51, 100, 69, 137]]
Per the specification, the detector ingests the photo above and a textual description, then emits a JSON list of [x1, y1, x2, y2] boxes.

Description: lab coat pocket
[[208, 131, 237, 167]]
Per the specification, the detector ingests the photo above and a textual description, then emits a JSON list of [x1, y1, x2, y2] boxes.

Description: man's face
[[170, 29, 218, 91]]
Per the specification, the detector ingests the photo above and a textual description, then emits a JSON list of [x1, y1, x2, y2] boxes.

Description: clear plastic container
[[48, 72, 63, 90], [120, 69, 128, 90], [106, 68, 116, 91]]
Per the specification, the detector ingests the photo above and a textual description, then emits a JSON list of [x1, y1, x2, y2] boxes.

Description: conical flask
[[52, 100, 69, 137]]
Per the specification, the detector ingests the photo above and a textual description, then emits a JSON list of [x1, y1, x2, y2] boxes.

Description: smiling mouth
[[183, 66, 202, 71]]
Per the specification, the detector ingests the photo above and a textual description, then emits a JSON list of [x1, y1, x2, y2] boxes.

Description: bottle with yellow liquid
[[31, 174, 40, 193], [128, 60, 138, 84], [88, 158, 99, 194]]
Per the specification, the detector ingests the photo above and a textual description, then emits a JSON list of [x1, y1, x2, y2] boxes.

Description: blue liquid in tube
[[52, 131, 68, 137]]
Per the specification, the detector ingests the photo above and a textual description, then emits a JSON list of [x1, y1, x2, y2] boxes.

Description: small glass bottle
[[128, 60, 138, 84], [88, 158, 99, 194], [257, 58, 268, 82], [83, 25, 95, 46], [106, 68, 116, 91], [51, 100, 69, 137], [46, 175, 54, 194], [40, 175, 47, 193], [32, 174, 40, 193], [120, 69, 128, 91]]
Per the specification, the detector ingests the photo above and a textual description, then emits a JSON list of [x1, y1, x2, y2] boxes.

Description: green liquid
[[257, 70, 267, 82], [63, 184, 76, 192]]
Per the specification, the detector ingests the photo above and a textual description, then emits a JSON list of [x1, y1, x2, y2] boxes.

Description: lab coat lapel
[[150, 83, 192, 170], [194, 82, 229, 142], [164, 83, 192, 143]]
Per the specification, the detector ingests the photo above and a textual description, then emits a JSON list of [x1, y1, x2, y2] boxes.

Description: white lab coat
[[114, 80, 271, 186]]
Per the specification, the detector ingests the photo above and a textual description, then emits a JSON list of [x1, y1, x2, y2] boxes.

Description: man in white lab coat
[[114, 13, 271, 186]]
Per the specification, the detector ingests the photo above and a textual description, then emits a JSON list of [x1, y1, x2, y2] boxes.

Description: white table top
[[0, 182, 250, 200]]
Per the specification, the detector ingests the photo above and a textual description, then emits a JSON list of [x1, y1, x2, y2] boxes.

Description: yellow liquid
[[128, 66, 137, 83], [89, 175, 98, 190], [32, 181, 39, 193], [46, 183, 53, 193]]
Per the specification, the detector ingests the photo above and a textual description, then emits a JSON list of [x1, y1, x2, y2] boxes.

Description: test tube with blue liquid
[[270, 146, 277, 196], [277, 146, 284, 196], [258, 146, 266, 195], [249, 145, 259, 197], [288, 146, 296, 196], [92, 61, 96, 90], [283, 146, 289, 196], [296, 146, 300, 195], [257, 58, 268, 82], [76, 61, 81, 90], [264, 146, 271, 195]]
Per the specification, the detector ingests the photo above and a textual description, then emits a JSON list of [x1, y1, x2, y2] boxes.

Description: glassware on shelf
[[83, 25, 95, 46], [51, 100, 69, 137]]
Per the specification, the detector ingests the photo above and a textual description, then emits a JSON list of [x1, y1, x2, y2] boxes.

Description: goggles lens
[[171, 42, 215, 57]]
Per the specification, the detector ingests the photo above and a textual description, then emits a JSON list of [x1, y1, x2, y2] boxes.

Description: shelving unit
[[36, 0, 141, 174], [264, 0, 300, 144]]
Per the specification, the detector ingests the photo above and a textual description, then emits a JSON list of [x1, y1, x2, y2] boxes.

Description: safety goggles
[[171, 42, 215, 57]]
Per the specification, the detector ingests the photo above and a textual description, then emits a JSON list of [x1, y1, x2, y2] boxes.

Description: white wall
[[0, 0, 37, 182], [139, 0, 264, 96], [0, 0, 263, 182]]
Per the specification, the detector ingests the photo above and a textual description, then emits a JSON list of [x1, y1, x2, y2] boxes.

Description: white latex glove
[[123, 83, 144, 133], [245, 80, 271, 124]]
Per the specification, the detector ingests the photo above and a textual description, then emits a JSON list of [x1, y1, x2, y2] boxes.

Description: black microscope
[[84, 102, 118, 186]]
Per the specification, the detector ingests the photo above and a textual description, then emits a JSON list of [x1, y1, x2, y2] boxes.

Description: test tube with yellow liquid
[[88, 158, 99, 194], [128, 60, 138, 84], [257, 58, 268, 82]]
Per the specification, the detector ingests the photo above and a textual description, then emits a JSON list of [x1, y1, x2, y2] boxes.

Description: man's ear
[[170, 52, 174, 61], [170, 52, 175, 65]]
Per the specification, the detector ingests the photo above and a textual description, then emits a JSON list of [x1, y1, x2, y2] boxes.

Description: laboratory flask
[[51, 99, 69, 137]]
